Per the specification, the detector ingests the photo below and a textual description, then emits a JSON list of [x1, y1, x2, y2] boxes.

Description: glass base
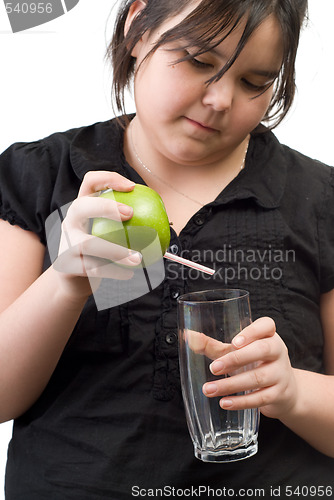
[[194, 441, 258, 463]]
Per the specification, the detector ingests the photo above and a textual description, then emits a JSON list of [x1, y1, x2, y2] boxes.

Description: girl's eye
[[242, 78, 271, 93], [184, 51, 213, 70], [189, 57, 212, 69]]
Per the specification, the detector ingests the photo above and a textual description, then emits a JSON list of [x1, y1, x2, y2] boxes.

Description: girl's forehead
[[151, 1, 201, 37], [151, 1, 282, 46], [151, 3, 283, 58]]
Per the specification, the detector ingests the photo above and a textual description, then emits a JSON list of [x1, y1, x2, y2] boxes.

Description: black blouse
[[1, 118, 334, 499]]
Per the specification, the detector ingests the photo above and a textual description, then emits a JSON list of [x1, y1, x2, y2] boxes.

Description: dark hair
[[107, 0, 308, 129]]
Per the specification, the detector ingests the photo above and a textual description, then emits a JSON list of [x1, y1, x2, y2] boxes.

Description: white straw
[[164, 252, 215, 275]]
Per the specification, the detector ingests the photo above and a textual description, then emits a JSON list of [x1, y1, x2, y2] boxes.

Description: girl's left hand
[[202, 317, 298, 420]]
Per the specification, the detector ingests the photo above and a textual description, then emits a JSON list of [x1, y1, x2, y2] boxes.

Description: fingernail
[[210, 360, 224, 374], [220, 399, 233, 409], [122, 181, 136, 190], [233, 335, 245, 347], [118, 203, 133, 217], [203, 383, 218, 396], [128, 251, 142, 264]]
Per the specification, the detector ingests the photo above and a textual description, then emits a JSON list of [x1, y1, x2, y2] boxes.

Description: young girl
[[1, 0, 334, 498]]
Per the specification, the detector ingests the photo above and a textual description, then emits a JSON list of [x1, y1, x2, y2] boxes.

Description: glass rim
[[177, 288, 249, 304]]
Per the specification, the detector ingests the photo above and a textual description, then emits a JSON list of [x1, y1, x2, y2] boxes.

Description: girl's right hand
[[52, 171, 142, 299]]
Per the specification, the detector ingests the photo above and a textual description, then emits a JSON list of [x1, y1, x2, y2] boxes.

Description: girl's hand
[[52, 171, 142, 298], [202, 317, 298, 420]]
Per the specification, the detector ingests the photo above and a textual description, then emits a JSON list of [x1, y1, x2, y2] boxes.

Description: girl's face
[[129, 3, 284, 167]]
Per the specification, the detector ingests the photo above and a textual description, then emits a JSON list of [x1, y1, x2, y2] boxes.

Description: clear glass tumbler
[[177, 289, 259, 463]]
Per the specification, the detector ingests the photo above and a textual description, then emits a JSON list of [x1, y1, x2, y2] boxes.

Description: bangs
[[149, 0, 276, 85]]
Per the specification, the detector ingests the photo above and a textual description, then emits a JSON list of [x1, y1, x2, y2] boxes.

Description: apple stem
[[163, 252, 215, 276]]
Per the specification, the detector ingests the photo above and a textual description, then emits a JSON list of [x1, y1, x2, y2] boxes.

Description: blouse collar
[[70, 117, 287, 210]]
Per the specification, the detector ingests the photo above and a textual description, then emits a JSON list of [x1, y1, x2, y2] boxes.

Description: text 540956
[[5, 3, 53, 14]]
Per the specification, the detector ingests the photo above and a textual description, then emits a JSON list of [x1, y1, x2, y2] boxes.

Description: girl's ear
[[124, 0, 147, 38]]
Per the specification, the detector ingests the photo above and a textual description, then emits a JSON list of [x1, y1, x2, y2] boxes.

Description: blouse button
[[194, 214, 205, 226], [170, 287, 180, 299], [169, 244, 179, 254], [165, 332, 177, 345]]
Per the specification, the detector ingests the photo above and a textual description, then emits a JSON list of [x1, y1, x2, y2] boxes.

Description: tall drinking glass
[[177, 289, 259, 463]]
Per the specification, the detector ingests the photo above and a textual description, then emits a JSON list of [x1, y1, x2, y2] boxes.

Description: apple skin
[[91, 184, 171, 266]]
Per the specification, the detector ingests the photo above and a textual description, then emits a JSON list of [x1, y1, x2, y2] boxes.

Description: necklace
[[129, 120, 249, 207]]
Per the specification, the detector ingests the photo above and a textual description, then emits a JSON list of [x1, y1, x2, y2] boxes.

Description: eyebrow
[[249, 69, 280, 79]]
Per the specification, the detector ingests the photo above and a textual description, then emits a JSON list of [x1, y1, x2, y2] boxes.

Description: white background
[[0, 0, 333, 497]]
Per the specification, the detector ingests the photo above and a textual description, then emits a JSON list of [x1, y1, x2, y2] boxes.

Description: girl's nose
[[202, 77, 234, 112]]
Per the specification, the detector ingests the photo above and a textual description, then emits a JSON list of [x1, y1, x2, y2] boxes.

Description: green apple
[[91, 184, 171, 266]]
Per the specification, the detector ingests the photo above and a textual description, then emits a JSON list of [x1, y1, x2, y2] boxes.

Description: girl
[[1, 0, 334, 498]]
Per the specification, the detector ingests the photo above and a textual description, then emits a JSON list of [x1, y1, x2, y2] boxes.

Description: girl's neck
[[124, 117, 250, 204]]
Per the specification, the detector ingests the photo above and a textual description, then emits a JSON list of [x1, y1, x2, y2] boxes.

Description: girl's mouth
[[186, 117, 218, 133]]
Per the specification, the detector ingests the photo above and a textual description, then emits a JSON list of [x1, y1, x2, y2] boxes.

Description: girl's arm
[[202, 292, 334, 457], [276, 289, 334, 456], [0, 221, 89, 422], [0, 172, 140, 423], [321, 289, 334, 375]]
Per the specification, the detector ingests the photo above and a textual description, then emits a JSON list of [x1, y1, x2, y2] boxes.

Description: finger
[[185, 329, 232, 360], [232, 317, 276, 349], [203, 362, 276, 398], [210, 336, 281, 375], [82, 256, 135, 280], [218, 386, 277, 411], [64, 196, 134, 230], [54, 252, 135, 280], [78, 171, 136, 197], [57, 236, 142, 269], [80, 235, 142, 266]]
